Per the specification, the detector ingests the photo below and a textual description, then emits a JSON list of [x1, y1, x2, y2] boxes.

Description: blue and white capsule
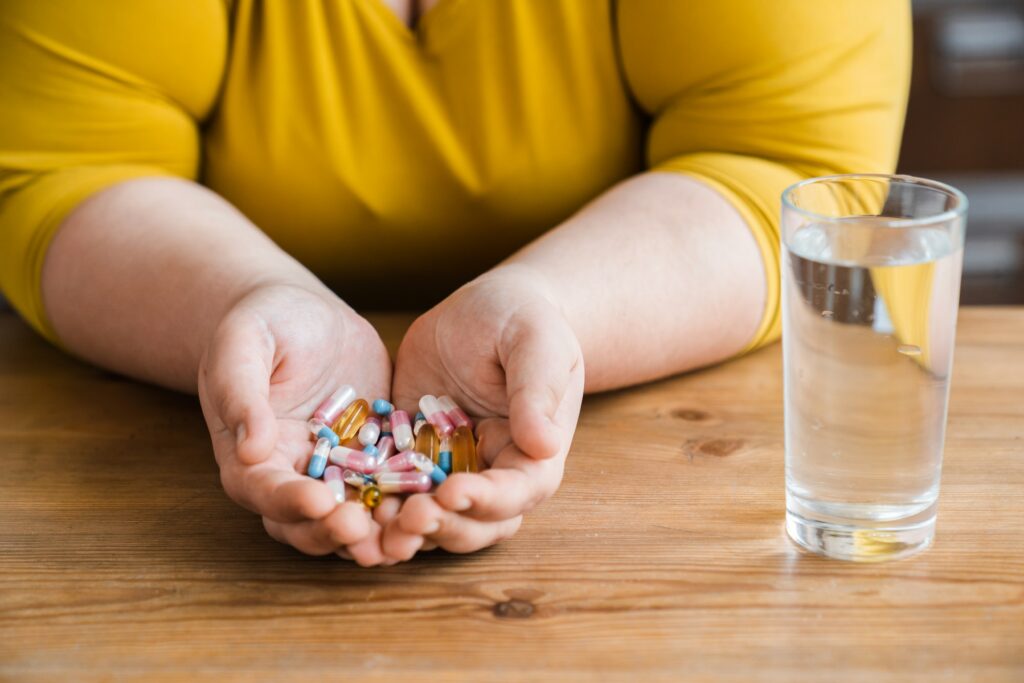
[[372, 399, 394, 416], [308, 437, 332, 478]]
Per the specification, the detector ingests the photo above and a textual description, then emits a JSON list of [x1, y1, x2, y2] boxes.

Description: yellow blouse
[[0, 0, 910, 349]]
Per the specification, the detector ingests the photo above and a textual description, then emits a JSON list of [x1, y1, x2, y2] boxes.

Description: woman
[[0, 0, 910, 565]]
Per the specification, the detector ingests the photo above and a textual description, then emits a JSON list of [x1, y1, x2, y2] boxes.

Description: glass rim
[[781, 173, 968, 229]]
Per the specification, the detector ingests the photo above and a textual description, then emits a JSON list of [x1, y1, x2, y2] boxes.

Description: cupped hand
[[382, 266, 584, 559], [197, 282, 395, 566]]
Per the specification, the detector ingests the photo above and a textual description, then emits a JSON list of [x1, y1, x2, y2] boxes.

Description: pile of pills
[[304, 386, 479, 509]]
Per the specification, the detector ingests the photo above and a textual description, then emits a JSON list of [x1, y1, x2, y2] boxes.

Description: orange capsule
[[331, 398, 369, 442], [450, 425, 478, 473], [415, 423, 441, 466]]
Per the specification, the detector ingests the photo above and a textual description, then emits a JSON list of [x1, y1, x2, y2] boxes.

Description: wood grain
[[0, 308, 1022, 682]]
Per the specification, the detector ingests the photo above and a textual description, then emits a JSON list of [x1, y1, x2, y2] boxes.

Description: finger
[[345, 519, 389, 567], [204, 312, 278, 465], [239, 465, 339, 522], [434, 454, 563, 521], [500, 308, 580, 460], [394, 494, 524, 554], [372, 495, 403, 527]]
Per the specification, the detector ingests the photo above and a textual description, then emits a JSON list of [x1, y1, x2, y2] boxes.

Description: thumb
[[500, 307, 579, 460], [202, 313, 278, 466]]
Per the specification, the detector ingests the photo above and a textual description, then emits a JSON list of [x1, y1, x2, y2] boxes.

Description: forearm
[[41, 177, 328, 392], [500, 172, 767, 392]]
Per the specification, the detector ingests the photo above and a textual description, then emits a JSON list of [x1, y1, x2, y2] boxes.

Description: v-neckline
[[364, 0, 461, 42]]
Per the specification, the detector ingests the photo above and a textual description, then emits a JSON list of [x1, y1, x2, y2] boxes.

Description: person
[[0, 1, 911, 565]]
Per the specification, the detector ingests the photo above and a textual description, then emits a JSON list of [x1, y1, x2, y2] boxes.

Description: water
[[783, 220, 963, 561]]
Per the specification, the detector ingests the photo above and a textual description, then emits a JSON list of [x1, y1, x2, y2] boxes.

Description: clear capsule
[[413, 416, 428, 436], [313, 385, 356, 425], [331, 398, 369, 442], [376, 471, 432, 494], [323, 466, 346, 503], [343, 469, 372, 487], [419, 395, 455, 437], [390, 410, 415, 450], [308, 437, 332, 478], [372, 399, 394, 416], [437, 395, 474, 430], [451, 425, 479, 473], [358, 416, 381, 446], [379, 450, 434, 474], [328, 445, 376, 474]]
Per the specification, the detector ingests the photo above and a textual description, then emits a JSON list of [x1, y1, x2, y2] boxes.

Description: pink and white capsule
[[374, 435, 396, 467], [437, 395, 473, 430], [328, 445, 377, 474], [390, 410, 415, 450], [379, 450, 434, 474], [323, 466, 346, 503], [376, 471, 432, 493], [313, 385, 356, 424], [418, 395, 455, 437], [358, 416, 382, 446]]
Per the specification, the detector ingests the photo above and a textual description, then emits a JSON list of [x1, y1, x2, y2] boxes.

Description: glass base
[[786, 509, 934, 562]]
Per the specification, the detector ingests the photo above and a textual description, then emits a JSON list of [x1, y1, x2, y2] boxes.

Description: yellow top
[[0, 0, 910, 348]]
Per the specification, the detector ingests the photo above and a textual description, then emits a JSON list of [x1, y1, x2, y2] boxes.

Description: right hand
[[197, 282, 395, 565]]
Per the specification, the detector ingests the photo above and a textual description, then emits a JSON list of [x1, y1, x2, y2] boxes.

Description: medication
[[430, 467, 447, 485], [331, 399, 369, 441], [358, 416, 381, 446], [415, 423, 440, 465], [343, 469, 371, 487], [362, 444, 379, 460], [328, 445, 376, 474], [451, 425, 479, 473], [390, 410, 415, 451], [307, 418, 327, 436], [314, 424, 340, 448], [308, 437, 332, 478], [313, 385, 356, 425], [419, 395, 455, 437], [379, 450, 434, 474], [412, 416, 428, 436], [374, 435, 396, 467], [377, 471, 432, 494], [438, 395, 473, 430], [360, 485, 383, 509], [437, 449, 452, 474], [380, 418, 392, 438], [324, 466, 346, 503], [372, 399, 394, 416]]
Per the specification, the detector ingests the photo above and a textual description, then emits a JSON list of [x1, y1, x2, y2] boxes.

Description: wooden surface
[[1, 308, 1022, 682]]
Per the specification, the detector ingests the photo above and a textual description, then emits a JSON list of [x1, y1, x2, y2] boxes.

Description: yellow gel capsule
[[360, 485, 382, 509], [415, 423, 441, 466], [451, 425, 479, 473], [331, 399, 369, 442]]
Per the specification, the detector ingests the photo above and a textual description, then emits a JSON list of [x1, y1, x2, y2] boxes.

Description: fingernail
[[236, 424, 247, 447], [422, 520, 440, 535], [452, 498, 471, 511]]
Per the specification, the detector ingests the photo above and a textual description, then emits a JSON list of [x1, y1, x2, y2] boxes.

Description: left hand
[[381, 266, 584, 559]]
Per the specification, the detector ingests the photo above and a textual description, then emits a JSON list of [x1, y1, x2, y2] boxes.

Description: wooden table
[[1, 308, 1022, 682]]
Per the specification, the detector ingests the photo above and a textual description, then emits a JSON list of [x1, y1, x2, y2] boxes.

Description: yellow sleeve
[[617, 0, 911, 351], [0, 0, 226, 341]]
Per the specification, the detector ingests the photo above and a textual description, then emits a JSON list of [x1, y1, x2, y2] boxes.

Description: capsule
[[379, 450, 434, 474], [343, 469, 372, 487], [374, 435, 396, 467], [376, 471, 432, 494], [419, 395, 455, 437], [358, 416, 381, 446], [437, 445, 452, 474], [430, 466, 447, 485], [372, 399, 394, 416], [323, 466, 346, 503], [415, 423, 441, 465], [313, 385, 356, 425], [331, 398, 369, 441], [390, 410, 415, 450], [328, 445, 376, 474], [437, 395, 474, 430], [310, 423, 339, 448], [380, 418, 392, 437], [308, 437, 332, 478], [362, 444, 379, 460], [413, 416, 428, 436], [360, 484, 383, 508], [451, 425, 479, 473]]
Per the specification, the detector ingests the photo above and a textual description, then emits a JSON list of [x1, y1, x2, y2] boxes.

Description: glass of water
[[781, 174, 967, 562]]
